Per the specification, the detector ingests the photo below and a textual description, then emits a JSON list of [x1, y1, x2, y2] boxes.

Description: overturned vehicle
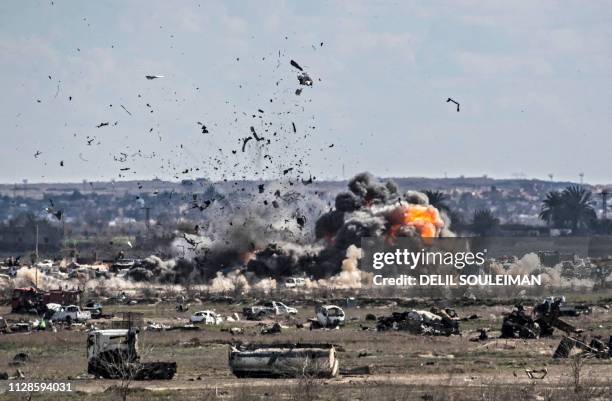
[[376, 308, 460, 336], [229, 343, 339, 378], [87, 329, 176, 380]]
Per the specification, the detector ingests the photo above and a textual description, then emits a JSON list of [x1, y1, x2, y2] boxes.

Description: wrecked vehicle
[[501, 301, 579, 339], [190, 310, 222, 325], [553, 335, 612, 359], [229, 343, 339, 378], [283, 277, 306, 289], [87, 329, 176, 380], [313, 305, 345, 328], [83, 300, 104, 319], [11, 287, 82, 314], [51, 305, 91, 323], [535, 296, 592, 318], [376, 308, 460, 336], [500, 305, 541, 339], [243, 301, 297, 320]]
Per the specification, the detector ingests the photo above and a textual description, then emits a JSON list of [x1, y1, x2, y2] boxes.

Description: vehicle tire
[[66, 316, 72, 325]]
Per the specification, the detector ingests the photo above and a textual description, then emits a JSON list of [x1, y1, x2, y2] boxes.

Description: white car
[[190, 310, 222, 325], [283, 277, 306, 288], [315, 305, 345, 328], [36, 260, 54, 269]]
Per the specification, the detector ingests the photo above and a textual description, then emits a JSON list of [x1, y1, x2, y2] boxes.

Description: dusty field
[[2, 295, 612, 400]]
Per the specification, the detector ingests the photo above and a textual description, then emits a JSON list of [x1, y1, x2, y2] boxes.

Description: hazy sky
[[1, 1, 612, 184]]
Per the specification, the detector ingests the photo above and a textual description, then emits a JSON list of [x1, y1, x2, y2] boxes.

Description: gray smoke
[[128, 172, 451, 284]]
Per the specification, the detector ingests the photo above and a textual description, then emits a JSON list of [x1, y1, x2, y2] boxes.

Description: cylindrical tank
[[229, 343, 339, 378]]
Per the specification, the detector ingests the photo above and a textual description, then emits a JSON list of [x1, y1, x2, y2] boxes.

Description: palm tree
[[561, 185, 596, 230], [423, 190, 450, 212], [539, 186, 596, 232], [471, 209, 499, 237], [539, 190, 564, 228]]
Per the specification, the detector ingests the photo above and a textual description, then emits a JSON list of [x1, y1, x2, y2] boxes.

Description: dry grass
[[2, 298, 612, 400]]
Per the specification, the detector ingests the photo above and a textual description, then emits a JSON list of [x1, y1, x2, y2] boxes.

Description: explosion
[[127, 172, 454, 285], [388, 204, 445, 240]]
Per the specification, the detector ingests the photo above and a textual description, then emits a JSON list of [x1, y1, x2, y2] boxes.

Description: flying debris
[[242, 137, 253, 152], [290, 60, 303, 71], [292, 122, 296, 133], [297, 72, 313, 86], [296, 215, 306, 229], [301, 175, 314, 185], [60, 161, 64, 167], [120, 105, 132, 115], [145, 75, 164, 80], [258, 184, 265, 194], [197, 122, 209, 134], [295, 88, 302, 96], [34, 151, 42, 158], [283, 167, 294, 175], [192, 200, 213, 211], [96, 122, 109, 128], [446, 98, 460, 112], [250, 126, 264, 141]]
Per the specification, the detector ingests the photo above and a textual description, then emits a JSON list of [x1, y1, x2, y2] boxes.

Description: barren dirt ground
[[2, 296, 612, 400]]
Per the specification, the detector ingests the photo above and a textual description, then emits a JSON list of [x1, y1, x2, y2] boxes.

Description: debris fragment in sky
[[145, 75, 164, 80], [283, 167, 293, 175], [197, 122, 209, 134], [292, 122, 296, 133], [120, 104, 132, 115], [96, 122, 109, 128], [34, 151, 42, 158], [446, 97, 460, 112], [241, 136, 253, 152], [290, 60, 303, 71], [297, 72, 313, 86], [258, 184, 265, 193], [250, 126, 264, 141]]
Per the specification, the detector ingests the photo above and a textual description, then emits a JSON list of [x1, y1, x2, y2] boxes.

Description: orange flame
[[388, 204, 445, 240]]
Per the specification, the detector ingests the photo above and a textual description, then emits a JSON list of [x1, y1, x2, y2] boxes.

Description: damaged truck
[[87, 329, 176, 380], [229, 343, 339, 378]]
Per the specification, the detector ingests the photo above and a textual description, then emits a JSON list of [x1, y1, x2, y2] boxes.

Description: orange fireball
[[388, 204, 445, 239]]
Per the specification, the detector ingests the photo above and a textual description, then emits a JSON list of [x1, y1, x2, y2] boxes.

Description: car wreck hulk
[[376, 308, 460, 336], [87, 329, 176, 380], [501, 298, 580, 339]]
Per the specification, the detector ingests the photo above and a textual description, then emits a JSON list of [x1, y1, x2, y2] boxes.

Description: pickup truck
[[243, 301, 298, 320], [51, 305, 91, 323]]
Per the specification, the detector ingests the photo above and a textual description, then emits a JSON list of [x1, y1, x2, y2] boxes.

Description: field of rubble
[[2, 290, 612, 401]]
